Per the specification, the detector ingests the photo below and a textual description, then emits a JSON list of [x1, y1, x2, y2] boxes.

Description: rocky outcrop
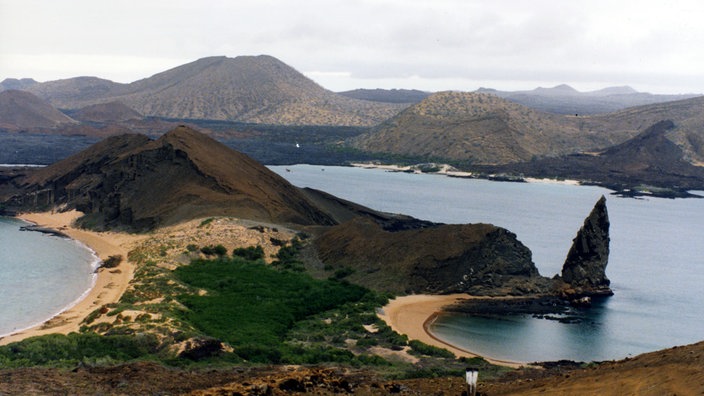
[[314, 217, 541, 295], [560, 195, 612, 296]]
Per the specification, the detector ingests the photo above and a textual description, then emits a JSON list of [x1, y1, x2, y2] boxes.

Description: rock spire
[[561, 195, 612, 296]]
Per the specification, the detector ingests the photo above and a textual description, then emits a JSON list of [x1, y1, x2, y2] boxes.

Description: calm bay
[[271, 164, 704, 363]]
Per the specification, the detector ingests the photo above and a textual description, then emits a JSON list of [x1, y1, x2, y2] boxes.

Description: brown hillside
[[350, 91, 624, 165], [70, 101, 142, 122], [26, 56, 405, 126], [483, 341, 704, 395], [499, 120, 704, 191], [582, 95, 704, 164], [0, 90, 76, 130], [6, 126, 335, 230], [0, 341, 701, 394], [314, 217, 540, 294], [351, 91, 704, 168], [26, 76, 124, 107]]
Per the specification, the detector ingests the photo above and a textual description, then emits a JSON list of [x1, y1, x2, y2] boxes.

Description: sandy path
[[378, 294, 525, 368], [0, 211, 145, 345]]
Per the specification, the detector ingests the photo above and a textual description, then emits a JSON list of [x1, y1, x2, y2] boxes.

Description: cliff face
[[314, 218, 539, 294], [561, 195, 612, 296]]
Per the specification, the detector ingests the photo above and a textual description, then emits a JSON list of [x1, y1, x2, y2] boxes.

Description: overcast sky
[[1, 0, 703, 94]]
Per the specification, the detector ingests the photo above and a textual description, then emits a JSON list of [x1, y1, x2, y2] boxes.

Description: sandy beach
[[378, 294, 525, 368], [351, 162, 582, 186], [0, 210, 145, 345]]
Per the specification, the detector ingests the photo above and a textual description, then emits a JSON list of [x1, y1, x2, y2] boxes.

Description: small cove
[[272, 164, 704, 362], [0, 217, 99, 338]]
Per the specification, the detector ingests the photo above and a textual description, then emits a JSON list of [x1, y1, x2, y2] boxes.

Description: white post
[[465, 367, 478, 396]]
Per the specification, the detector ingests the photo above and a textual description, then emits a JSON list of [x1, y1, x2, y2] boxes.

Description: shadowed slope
[[314, 217, 539, 294], [4, 126, 335, 230]]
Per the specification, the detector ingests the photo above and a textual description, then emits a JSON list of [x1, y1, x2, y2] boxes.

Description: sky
[[1, 0, 703, 94]]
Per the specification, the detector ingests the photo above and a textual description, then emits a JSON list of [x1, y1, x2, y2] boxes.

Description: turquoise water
[[0, 217, 99, 337], [271, 165, 704, 363]]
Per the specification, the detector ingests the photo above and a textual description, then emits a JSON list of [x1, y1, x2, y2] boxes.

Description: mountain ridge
[[476, 84, 700, 114], [20, 55, 405, 126]]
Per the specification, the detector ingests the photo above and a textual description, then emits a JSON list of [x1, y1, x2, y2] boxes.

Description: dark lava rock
[[561, 195, 612, 296], [178, 337, 225, 360]]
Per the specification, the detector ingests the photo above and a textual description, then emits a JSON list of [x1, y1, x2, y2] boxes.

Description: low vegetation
[[0, 230, 506, 379]]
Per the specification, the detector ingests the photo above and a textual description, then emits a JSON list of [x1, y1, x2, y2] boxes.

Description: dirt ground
[[1, 341, 702, 395]]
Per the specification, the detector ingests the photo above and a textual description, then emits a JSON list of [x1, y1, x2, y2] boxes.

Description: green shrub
[[101, 255, 123, 269], [0, 333, 161, 367], [200, 244, 227, 256], [269, 237, 285, 246], [332, 267, 355, 280], [174, 257, 369, 362], [198, 218, 214, 228], [408, 340, 454, 358], [232, 245, 264, 261]]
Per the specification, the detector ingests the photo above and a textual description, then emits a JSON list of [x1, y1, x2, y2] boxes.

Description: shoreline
[[0, 234, 101, 339], [377, 294, 525, 368], [349, 162, 580, 186], [0, 211, 144, 346]]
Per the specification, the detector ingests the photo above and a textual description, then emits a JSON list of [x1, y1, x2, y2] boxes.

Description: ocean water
[[271, 165, 704, 363], [0, 217, 99, 337]]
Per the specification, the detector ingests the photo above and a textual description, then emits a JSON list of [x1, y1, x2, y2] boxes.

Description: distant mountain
[[23, 56, 405, 126], [493, 120, 704, 193], [26, 76, 123, 106], [337, 88, 431, 104], [67, 101, 143, 122], [0, 90, 76, 130], [582, 95, 704, 165], [351, 91, 704, 170], [350, 91, 625, 165], [0, 78, 38, 91], [585, 86, 639, 96], [476, 84, 700, 115]]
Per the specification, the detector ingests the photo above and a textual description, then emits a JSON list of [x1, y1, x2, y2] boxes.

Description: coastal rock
[[314, 217, 540, 294], [561, 195, 612, 296]]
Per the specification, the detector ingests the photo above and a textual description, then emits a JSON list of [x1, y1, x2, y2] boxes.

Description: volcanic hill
[[1, 126, 336, 230], [350, 91, 623, 165], [349, 91, 704, 191], [67, 101, 143, 123], [23, 55, 405, 126], [0, 78, 38, 91], [477, 84, 700, 115], [337, 88, 431, 104], [0, 90, 77, 130], [493, 120, 704, 192]]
